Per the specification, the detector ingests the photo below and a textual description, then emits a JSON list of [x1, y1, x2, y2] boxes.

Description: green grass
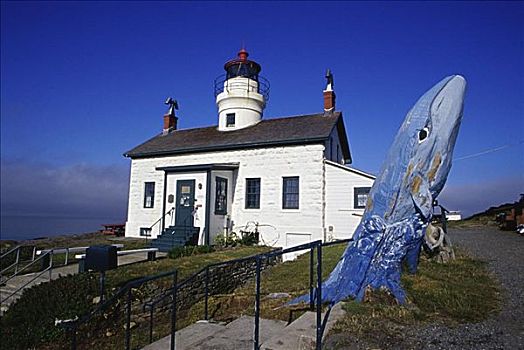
[[330, 249, 501, 348], [1, 245, 271, 350], [2, 236, 501, 350], [173, 243, 500, 348]]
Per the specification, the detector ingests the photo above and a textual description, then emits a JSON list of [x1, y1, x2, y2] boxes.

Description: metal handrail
[[145, 246, 283, 310], [0, 246, 21, 275], [64, 269, 179, 350], [146, 238, 352, 349], [1, 251, 53, 287], [1, 251, 53, 304], [66, 238, 353, 349], [149, 207, 175, 235], [0, 245, 21, 259]]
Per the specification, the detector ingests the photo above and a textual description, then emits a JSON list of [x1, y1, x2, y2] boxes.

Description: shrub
[[214, 231, 259, 248], [213, 232, 239, 247], [168, 245, 215, 259], [0, 273, 99, 350]]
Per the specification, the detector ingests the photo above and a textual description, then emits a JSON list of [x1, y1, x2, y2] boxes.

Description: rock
[[123, 321, 138, 330], [266, 292, 290, 299], [92, 296, 101, 304], [106, 331, 113, 337]]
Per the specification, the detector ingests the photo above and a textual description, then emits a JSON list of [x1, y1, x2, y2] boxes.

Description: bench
[[76, 248, 159, 273]]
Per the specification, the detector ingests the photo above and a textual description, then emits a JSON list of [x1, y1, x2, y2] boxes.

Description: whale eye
[[418, 127, 429, 143]]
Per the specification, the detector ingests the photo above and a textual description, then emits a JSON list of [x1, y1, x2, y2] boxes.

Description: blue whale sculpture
[[296, 75, 466, 305]]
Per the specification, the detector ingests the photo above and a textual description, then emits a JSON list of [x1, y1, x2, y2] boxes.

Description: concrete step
[[261, 303, 346, 350], [190, 316, 287, 350], [142, 321, 226, 350]]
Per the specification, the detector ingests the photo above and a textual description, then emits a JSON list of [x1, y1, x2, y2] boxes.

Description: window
[[282, 177, 299, 209], [245, 178, 261, 209], [140, 227, 152, 237], [226, 113, 235, 127], [144, 182, 155, 208], [354, 187, 371, 209], [215, 177, 228, 214]]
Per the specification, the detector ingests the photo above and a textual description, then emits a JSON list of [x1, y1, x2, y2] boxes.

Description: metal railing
[[149, 207, 175, 237], [214, 74, 270, 101], [146, 238, 351, 349], [63, 269, 178, 350], [63, 238, 352, 350], [1, 245, 37, 276], [1, 250, 54, 304]]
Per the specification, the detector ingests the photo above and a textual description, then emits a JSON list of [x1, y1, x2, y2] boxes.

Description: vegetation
[[168, 245, 215, 259], [213, 231, 259, 248], [0, 273, 100, 350], [0, 245, 271, 350], [1, 232, 501, 349], [328, 249, 501, 348], [179, 244, 500, 348]]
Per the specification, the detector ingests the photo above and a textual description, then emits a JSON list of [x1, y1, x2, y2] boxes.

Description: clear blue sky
[[1, 1, 523, 238]]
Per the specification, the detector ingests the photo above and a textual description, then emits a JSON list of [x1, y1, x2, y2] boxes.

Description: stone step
[[261, 303, 346, 350], [189, 316, 287, 350], [142, 321, 226, 350]]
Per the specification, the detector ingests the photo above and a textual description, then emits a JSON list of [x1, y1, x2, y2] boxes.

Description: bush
[[214, 231, 259, 248], [213, 232, 239, 247], [168, 245, 215, 259], [0, 273, 99, 350]]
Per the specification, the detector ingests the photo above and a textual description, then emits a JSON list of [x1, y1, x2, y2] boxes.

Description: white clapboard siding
[[324, 160, 375, 240]]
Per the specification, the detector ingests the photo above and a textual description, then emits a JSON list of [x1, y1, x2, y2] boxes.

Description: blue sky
[[1, 1, 523, 237]]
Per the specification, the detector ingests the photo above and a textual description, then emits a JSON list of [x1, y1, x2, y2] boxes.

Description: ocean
[[0, 215, 126, 241]]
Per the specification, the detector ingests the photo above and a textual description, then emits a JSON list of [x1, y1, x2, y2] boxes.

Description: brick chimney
[[163, 113, 178, 133], [162, 97, 179, 134], [323, 69, 336, 112]]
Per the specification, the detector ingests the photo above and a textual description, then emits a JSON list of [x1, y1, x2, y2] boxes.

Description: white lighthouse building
[[124, 49, 375, 252], [216, 49, 269, 131]]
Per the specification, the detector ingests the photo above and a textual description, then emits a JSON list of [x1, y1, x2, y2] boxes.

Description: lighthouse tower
[[214, 49, 269, 131]]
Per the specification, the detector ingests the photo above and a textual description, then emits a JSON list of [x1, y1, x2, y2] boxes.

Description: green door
[[175, 180, 195, 227]]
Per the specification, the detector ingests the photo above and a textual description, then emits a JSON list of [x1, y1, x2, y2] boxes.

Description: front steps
[[142, 303, 346, 350], [150, 226, 200, 252]]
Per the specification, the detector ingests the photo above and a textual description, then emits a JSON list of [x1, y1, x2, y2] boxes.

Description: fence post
[[70, 323, 77, 350], [309, 246, 314, 310], [170, 270, 178, 350], [254, 256, 261, 350], [316, 242, 322, 350], [14, 248, 20, 274], [32, 246, 36, 261], [125, 287, 132, 350], [204, 266, 209, 320], [49, 252, 54, 280]]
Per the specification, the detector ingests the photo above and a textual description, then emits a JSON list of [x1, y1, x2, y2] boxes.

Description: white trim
[[324, 160, 376, 180]]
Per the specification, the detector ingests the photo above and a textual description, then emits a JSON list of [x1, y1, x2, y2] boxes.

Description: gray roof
[[124, 112, 351, 162]]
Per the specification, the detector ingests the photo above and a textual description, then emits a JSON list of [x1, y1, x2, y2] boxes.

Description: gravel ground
[[325, 226, 524, 349], [409, 226, 524, 350]]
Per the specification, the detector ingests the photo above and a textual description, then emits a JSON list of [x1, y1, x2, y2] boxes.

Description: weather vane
[[325, 69, 334, 90], [164, 97, 178, 117]]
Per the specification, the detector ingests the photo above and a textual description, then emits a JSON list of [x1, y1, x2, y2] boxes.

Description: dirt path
[[426, 226, 524, 349]]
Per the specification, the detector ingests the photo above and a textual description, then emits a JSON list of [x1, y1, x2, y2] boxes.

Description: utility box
[[85, 245, 118, 272]]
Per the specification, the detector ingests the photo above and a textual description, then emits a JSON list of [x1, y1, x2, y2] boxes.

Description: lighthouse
[[214, 49, 270, 131]]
